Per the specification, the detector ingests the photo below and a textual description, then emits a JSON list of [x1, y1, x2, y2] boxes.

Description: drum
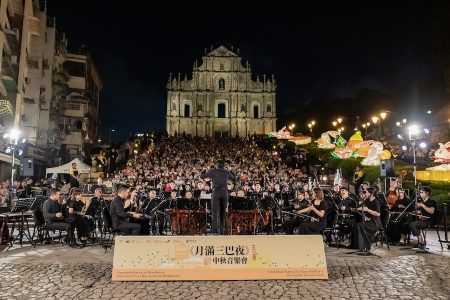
[[227, 210, 257, 235], [168, 209, 206, 235]]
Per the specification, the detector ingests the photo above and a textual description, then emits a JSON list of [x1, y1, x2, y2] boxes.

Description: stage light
[[419, 142, 427, 149], [2, 133, 8, 139], [371, 116, 379, 124], [18, 149, 23, 155], [402, 118, 407, 124], [402, 145, 407, 151], [396, 122, 401, 127], [427, 110, 432, 114], [5, 146, 11, 153], [380, 112, 387, 120], [21, 138, 26, 144], [424, 128, 430, 134], [337, 118, 342, 124], [332, 121, 337, 127], [397, 134, 403, 140]]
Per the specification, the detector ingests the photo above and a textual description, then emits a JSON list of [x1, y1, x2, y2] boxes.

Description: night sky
[[47, 1, 449, 141]]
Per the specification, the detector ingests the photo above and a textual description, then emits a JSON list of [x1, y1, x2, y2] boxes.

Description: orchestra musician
[[66, 188, 92, 244], [298, 187, 328, 235], [387, 188, 413, 245], [110, 184, 142, 235], [42, 188, 78, 247], [126, 188, 150, 235], [409, 186, 437, 247], [147, 189, 164, 235], [283, 189, 309, 234], [350, 187, 381, 251]]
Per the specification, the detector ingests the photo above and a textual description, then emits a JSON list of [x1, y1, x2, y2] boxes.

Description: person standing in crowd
[[110, 184, 142, 235], [200, 159, 236, 235]]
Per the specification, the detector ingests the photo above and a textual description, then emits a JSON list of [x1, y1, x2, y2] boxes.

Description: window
[[267, 104, 271, 113], [219, 79, 225, 90], [253, 105, 259, 118], [218, 103, 226, 118], [184, 104, 190, 117]]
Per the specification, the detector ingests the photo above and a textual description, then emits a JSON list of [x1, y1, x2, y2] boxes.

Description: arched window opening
[[218, 103, 226, 118], [184, 104, 190, 117], [253, 105, 259, 118]]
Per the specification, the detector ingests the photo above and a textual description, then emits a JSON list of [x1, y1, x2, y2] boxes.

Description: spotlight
[[21, 138, 26, 144], [424, 128, 430, 134], [2, 133, 8, 139], [5, 146, 11, 153], [427, 110, 432, 114], [397, 134, 403, 140], [402, 145, 407, 151], [18, 149, 23, 155], [419, 142, 427, 149]]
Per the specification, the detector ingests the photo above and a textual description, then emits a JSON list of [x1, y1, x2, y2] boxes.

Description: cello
[[387, 170, 406, 209]]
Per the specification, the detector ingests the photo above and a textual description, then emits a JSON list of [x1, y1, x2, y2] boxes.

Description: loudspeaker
[[380, 159, 395, 177], [20, 157, 34, 177]]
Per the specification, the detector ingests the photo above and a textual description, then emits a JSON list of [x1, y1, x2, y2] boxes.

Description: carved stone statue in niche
[[171, 101, 176, 111], [240, 104, 246, 112], [197, 102, 203, 111]]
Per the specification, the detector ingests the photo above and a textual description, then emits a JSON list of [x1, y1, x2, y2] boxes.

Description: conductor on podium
[[201, 159, 237, 235]]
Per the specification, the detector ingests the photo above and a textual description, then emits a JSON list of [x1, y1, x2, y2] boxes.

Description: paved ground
[[0, 231, 449, 300]]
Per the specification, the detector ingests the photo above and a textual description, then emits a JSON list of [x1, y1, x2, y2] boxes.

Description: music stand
[[10, 197, 35, 246], [12, 198, 35, 213], [30, 196, 47, 211]]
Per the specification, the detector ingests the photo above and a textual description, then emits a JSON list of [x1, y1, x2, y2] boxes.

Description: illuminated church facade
[[166, 46, 277, 137]]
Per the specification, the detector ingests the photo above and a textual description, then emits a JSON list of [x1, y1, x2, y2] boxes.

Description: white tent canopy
[[46, 158, 91, 176]]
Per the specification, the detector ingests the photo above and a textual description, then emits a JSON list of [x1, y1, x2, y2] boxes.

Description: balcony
[[3, 28, 20, 56], [0, 99, 14, 119], [1, 56, 18, 79], [25, 57, 41, 78], [62, 101, 89, 118], [62, 131, 83, 146]]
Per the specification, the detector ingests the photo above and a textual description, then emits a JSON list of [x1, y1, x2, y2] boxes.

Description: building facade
[[166, 46, 276, 138]]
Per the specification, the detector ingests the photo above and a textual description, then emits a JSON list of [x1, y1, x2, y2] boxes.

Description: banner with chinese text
[[112, 235, 327, 281]]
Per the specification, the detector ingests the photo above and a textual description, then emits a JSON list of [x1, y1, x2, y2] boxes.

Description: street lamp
[[108, 129, 115, 144], [408, 124, 420, 186], [3, 129, 21, 207], [332, 121, 337, 127], [307, 121, 316, 136], [337, 117, 342, 124]]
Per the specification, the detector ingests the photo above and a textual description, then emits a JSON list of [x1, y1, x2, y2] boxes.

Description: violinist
[[350, 187, 381, 251], [298, 187, 328, 235], [409, 186, 437, 247]]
